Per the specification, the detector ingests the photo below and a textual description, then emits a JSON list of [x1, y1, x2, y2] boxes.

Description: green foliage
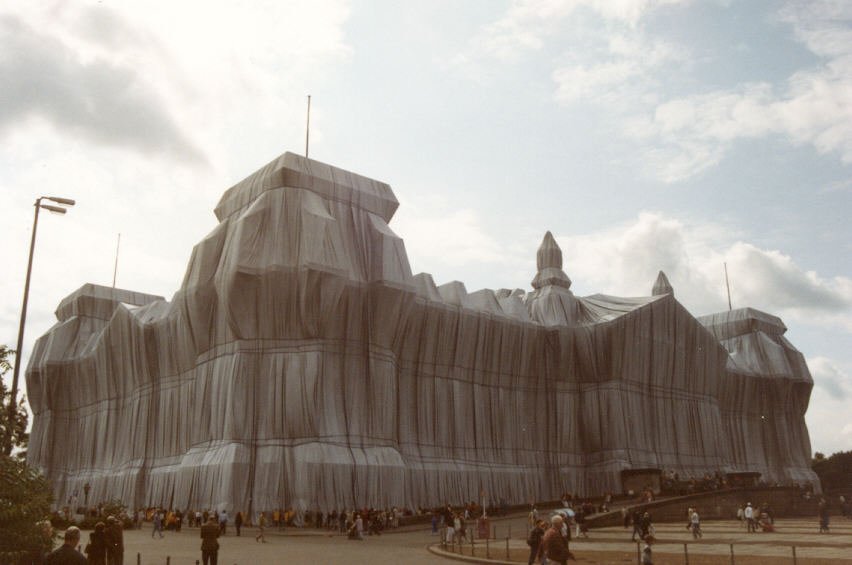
[[0, 345, 29, 459], [0, 345, 53, 563], [812, 450, 852, 492], [101, 498, 127, 519], [0, 456, 54, 563]]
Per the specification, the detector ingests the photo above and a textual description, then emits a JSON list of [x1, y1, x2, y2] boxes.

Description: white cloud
[[555, 212, 852, 326], [395, 208, 852, 328], [464, 0, 852, 182], [391, 194, 534, 290], [806, 356, 852, 454], [622, 0, 852, 181], [0, 0, 354, 391], [0, 1, 353, 169], [553, 61, 638, 104], [454, 0, 687, 65], [809, 356, 852, 400], [0, 14, 203, 162], [628, 67, 852, 181], [552, 31, 685, 106]]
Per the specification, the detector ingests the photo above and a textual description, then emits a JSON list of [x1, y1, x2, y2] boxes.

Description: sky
[[1, 0, 850, 456]]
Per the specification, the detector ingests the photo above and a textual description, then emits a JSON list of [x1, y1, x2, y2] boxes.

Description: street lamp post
[[4, 196, 75, 455]]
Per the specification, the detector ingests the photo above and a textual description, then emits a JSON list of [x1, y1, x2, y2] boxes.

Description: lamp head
[[46, 196, 75, 206], [40, 204, 67, 214]]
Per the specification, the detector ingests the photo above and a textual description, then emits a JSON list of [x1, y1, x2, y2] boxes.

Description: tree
[[0, 345, 53, 563], [1, 345, 29, 459], [812, 450, 852, 493]]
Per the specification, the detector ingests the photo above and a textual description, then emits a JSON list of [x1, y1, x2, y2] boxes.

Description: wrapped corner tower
[[26, 152, 818, 514]]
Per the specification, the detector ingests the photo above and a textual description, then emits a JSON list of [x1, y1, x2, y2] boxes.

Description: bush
[[0, 457, 54, 563]]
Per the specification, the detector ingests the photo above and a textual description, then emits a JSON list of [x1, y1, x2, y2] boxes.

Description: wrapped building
[[26, 152, 818, 513]]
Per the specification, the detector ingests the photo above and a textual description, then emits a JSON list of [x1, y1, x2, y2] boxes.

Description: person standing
[[745, 503, 756, 533], [200, 516, 220, 565], [105, 516, 124, 565], [452, 513, 461, 545], [218, 509, 228, 535], [690, 508, 702, 539], [526, 519, 545, 565], [152, 510, 164, 539], [84, 522, 107, 565], [819, 500, 830, 533], [46, 526, 87, 565], [255, 511, 267, 543], [444, 507, 455, 545], [234, 511, 243, 536], [630, 509, 642, 541], [528, 506, 539, 530], [640, 512, 653, 541], [542, 515, 573, 564], [354, 514, 364, 540]]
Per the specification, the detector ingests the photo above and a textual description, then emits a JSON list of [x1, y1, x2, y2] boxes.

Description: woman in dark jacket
[[85, 522, 108, 565]]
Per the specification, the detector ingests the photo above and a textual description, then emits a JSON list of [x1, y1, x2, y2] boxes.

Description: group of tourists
[[660, 469, 729, 495], [41, 517, 124, 565], [525, 514, 576, 564], [624, 508, 655, 542], [438, 504, 473, 545], [737, 501, 775, 533]]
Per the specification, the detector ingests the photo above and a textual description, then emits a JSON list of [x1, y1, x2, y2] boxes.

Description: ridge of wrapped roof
[[214, 152, 399, 222], [56, 283, 164, 322], [578, 293, 665, 322], [698, 307, 787, 340]]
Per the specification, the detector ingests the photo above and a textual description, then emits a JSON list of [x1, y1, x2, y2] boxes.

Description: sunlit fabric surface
[[26, 153, 818, 516]]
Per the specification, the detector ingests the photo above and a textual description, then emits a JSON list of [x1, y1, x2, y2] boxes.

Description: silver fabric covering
[[26, 152, 818, 515]]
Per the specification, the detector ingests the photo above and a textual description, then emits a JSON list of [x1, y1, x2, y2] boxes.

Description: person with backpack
[[527, 519, 546, 565]]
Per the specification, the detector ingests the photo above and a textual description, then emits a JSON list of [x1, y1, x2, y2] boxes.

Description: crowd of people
[[39, 516, 126, 565], [36, 486, 849, 564]]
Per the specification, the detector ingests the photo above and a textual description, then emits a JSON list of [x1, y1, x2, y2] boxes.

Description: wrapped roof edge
[[214, 152, 399, 223]]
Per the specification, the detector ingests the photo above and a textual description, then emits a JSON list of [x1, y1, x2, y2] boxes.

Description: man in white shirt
[[744, 503, 755, 533], [690, 509, 702, 539]]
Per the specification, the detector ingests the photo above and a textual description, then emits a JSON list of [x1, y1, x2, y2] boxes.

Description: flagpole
[[113, 233, 121, 288], [724, 262, 732, 311], [305, 95, 311, 158]]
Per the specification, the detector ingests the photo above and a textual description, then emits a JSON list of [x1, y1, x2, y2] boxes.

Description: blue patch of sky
[[648, 0, 822, 93]]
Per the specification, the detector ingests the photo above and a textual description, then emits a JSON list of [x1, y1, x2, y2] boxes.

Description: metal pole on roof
[[113, 233, 121, 288], [305, 94, 311, 159], [724, 262, 732, 311]]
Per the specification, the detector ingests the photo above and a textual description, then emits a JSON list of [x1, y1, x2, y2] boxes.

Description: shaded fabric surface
[[26, 153, 817, 516]]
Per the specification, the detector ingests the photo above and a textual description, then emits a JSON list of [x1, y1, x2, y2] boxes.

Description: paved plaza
[[112, 514, 851, 564]]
